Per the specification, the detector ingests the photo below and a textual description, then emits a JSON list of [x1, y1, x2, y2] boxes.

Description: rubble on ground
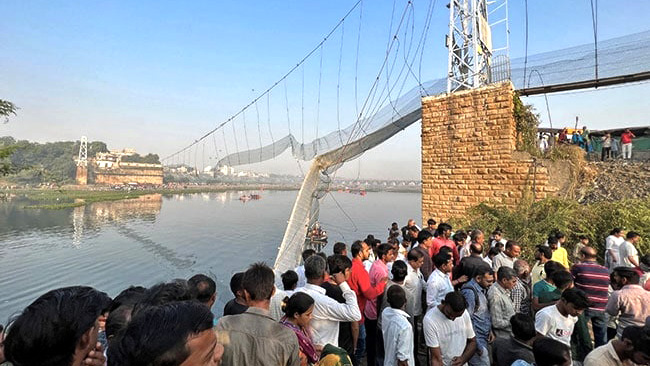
[[578, 161, 650, 204]]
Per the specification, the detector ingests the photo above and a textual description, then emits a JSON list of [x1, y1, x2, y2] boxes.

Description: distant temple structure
[[75, 143, 163, 186]]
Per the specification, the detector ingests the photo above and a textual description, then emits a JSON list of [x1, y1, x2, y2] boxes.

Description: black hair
[[551, 270, 574, 290], [376, 243, 393, 260], [610, 227, 623, 235], [417, 230, 433, 244], [316, 252, 327, 261], [407, 248, 424, 261], [442, 291, 467, 313], [387, 285, 407, 309], [282, 292, 315, 318], [474, 264, 494, 278], [391, 261, 408, 282], [281, 270, 299, 291], [577, 234, 588, 240], [561, 288, 592, 309], [107, 301, 213, 366], [626, 231, 640, 240], [555, 231, 566, 240], [229, 272, 245, 296], [301, 249, 317, 262], [487, 247, 501, 257], [106, 305, 134, 346], [613, 266, 641, 284], [497, 266, 517, 280], [327, 254, 352, 275], [641, 254, 650, 267], [4, 286, 111, 366], [333, 242, 347, 255], [505, 240, 519, 250], [436, 223, 452, 236], [133, 280, 194, 314], [544, 261, 565, 281], [492, 228, 503, 236], [439, 246, 453, 255], [547, 236, 559, 246], [427, 218, 436, 225], [242, 262, 275, 301], [351, 241, 364, 258], [510, 313, 536, 341], [494, 242, 505, 251], [453, 230, 468, 243], [433, 252, 452, 268], [110, 286, 147, 312], [532, 337, 570, 366], [304, 255, 327, 280], [187, 274, 216, 304], [621, 325, 650, 355], [536, 245, 553, 260]]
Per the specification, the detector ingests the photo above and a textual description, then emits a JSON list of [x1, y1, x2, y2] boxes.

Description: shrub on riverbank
[[453, 197, 650, 263]]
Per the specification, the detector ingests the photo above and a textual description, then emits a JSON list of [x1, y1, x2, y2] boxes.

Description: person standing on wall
[[620, 129, 636, 160]]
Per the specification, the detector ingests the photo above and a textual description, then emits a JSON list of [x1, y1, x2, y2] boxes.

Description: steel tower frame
[[77, 136, 88, 166]]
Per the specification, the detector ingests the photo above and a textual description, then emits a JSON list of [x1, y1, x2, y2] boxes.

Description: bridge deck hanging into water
[[159, 0, 650, 273]]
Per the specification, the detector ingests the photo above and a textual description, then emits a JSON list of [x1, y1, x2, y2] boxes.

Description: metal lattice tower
[[77, 136, 88, 167], [446, 0, 510, 93]]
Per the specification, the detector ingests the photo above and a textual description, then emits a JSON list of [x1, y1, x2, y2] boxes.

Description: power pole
[[446, 0, 510, 93]]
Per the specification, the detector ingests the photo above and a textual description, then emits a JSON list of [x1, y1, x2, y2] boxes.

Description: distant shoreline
[[1, 183, 421, 209]]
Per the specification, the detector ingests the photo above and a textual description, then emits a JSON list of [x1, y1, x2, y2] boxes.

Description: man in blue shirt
[[460, 264, 495, 366]]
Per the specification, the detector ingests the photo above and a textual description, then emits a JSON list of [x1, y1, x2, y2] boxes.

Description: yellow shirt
[[551, 247, 570, 268]]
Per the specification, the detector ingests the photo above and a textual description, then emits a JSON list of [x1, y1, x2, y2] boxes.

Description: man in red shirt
[[348, 240, 387, 365], [621, 129, 636, 160], [431, 223, 460, 264]]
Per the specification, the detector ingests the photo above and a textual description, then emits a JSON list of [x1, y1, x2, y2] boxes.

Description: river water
[[0, 190, 420, 322]]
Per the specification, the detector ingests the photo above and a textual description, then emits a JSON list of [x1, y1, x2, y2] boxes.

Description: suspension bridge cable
[[527, 69, 553, 129], [301, 65, 305, 144], [418, 0, 437, 96], [221, 128, 231, 166], [354, 0, 364, 118], [590, 0, 599, 81], [266, 92, 275, 156], [316, 45, 324, 146], [162, 0, 364, 162], [337, 20, 346, 146], [523, 0, 529, 88], [242, 111, 251, 163], [231, 119, 240, 165], [255, 101, 263, 161]]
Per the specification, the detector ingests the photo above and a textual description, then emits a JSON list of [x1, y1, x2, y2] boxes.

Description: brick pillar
[[421, 82, 553, 221], [76, 165, 88, 185]]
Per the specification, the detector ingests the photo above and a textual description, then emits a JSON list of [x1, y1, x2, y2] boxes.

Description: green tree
[[0, 100, 19, 175], [0, 99, 18, 123]]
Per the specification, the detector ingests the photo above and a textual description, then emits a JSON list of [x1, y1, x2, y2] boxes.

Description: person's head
[[188, 274, 217, 309], [535, 245, 552, 262], [577, 235, 589, 245], [333, 242, 347, 256], [281, 292, 315, 329], [109, 286, 147, 312], [304, 255, 328, 283], [532, 337, 571, 366], [611, 227, 623, 237], [543, 261, 565, 283], [386, 285, 407, 310], [229, 272, 245, 299], [417, 230, 434, 248], [301, 249, 317, 263], [440, 292, 467, 321], [469, 229, 484, 244], [611, 266, 641, 288], [474, 264, 495, 289], [555, 231, 566, 244], [407, 248, 425, 270], [487, 246, 500, 259], [494, 241, 505, 252], [492, 229, 503, 241], [433, 252, 453, 274], [579, 246, 598, 262], [108, 301, 222, 366], [106, 304, 135, 346], [436, 223, 452, 238], [511, 313, 536, 342], [558, 288, 591, 317], [497, 267, 518, 290], [504, 241, 521, 259], [427, 218, 436, 228], [619, 325, 650, 364], [548, 235, 559, 250], [133, 280, 194, 315], [376, 243, 395, 263], [4, 286, 111, 366], [452, 230, 468, 246], [351, 240, 370, 260], [327, 254, 352, 281], [469, 242, 483, 256], [626, 231, 641, 244], [551, 270, 574, 291], [407, 226, 419, 240], [391, 222, 399, 230], [514, 259, 530, 280], [241, 262, 275, 306], [391, 260, 408, 282], [281, 270, 299, 291], [407, 219, 416, 227]]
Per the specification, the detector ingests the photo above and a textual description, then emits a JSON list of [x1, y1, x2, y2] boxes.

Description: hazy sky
[[2, 1, 649, 180]]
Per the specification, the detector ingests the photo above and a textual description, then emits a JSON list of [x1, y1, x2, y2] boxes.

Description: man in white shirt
[[583, 324, 650, 366], [618, 231, 641, 268], [535, 288, 591, 347], [605, 228, 625, 270], [492, 241, 520, 272], [295, 255, 361, 348], [403, 249, 427, 366], [426, 252, 467, 310], [295, 249, 316, 288], [382, 285, 414, 366], [424, 291, 477, 366]]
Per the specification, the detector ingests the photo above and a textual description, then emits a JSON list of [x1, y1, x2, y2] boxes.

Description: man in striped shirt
[[570, 246, 610, 347]]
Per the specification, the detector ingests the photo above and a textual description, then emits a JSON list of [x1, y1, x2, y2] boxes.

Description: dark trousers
[[412, 314, 426, 366], [365, 318, 378, 366], [571, 313, 593, 362], [584, 309, 608, 348], [601, 147, 611, 161]]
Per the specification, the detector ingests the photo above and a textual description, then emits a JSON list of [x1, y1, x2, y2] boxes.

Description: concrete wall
[[421, 82, 556, 221], [93, 167, 163, 185], [75, 166, 88, 185]]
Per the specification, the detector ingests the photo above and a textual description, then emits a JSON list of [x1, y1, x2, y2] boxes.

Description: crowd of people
[[0, 220, 649, 366], [537, 126, 638, 161]]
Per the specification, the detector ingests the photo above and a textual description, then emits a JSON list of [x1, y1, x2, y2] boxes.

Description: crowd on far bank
[[0, 220, 649, 366], [538, 126, 638, 161]]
